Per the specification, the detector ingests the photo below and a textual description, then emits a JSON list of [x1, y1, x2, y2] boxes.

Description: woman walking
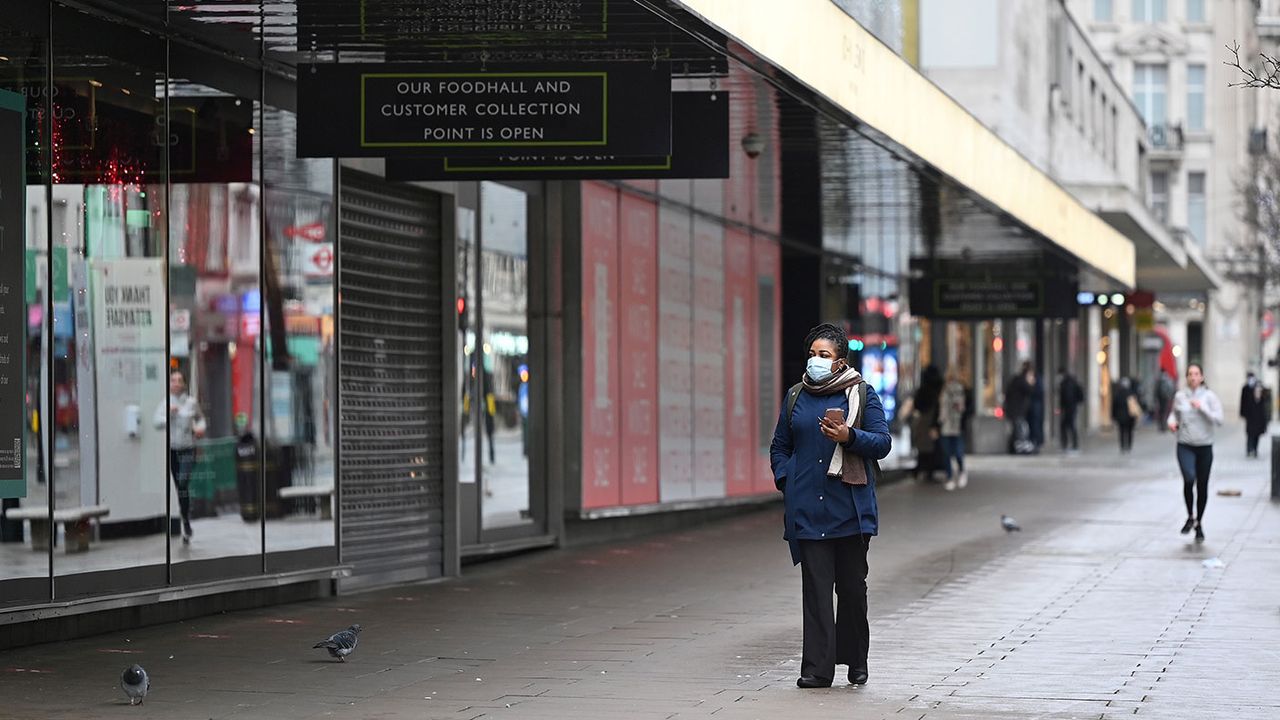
[[154, 370, 207, 544], [771, 324, 892, 688], [938, 367, 968, 491], [1166, 364, 1223, 543], [1111, 377, 1139, 454]]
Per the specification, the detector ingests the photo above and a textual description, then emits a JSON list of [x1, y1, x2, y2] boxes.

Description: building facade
[[918, 0, 1220, 440], [1, 0, 1140, 644], [1074, 0, 1262, 412]]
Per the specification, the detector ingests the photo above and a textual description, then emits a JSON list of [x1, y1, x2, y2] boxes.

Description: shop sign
[[285, 223, 327, 243], [385, 92, 727, 180], [297, 62, 672, 158], [1134, 308, 1155, 333], [300, 0, 611, 46], [0, 89, 25, 498], [909, 276, 1078, 319]]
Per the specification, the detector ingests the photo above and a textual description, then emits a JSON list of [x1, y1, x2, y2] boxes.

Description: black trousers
[[170, 448, 196, 525], [798, 534, 870, 681], [1246, 430, 1264, 457], [1117, 420, 1135, 452], [1177, 443, 1213, 521], [1060, 409, 1079, 450]]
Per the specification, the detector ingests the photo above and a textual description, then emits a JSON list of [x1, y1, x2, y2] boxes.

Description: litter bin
[[236, 432, 260, 521], [1272, 436, 1280, 500]]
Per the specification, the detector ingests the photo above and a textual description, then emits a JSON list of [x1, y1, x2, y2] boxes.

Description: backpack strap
[[785, 383, 804, 431]]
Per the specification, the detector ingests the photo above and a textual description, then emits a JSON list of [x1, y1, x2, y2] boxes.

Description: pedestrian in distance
[[1155, 371, 1175, 434], [1057, 367, 1084, 453], [1111, 376, 1139, 454], [770, 323, 892, 689], [938, 367, 968, 491], [903, 365, 943, 482], [1026, 366, 1045, 451], [1239, 372, 1271, 459], [1004, 362, 1034, 454], [1166, 363, 1223, 543]]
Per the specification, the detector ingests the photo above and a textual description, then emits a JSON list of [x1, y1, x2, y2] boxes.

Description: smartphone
[[824, 408, 846, 425]]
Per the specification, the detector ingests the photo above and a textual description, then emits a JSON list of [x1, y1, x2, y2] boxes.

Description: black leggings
[[1176, 443, 1213, 522], [170, 448, 196, 525]]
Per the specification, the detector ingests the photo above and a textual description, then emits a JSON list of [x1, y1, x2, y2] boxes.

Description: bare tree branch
[[1225, 42, 1280, 90]]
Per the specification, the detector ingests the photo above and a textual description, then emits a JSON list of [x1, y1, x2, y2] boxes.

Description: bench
[[4, 505, 111, 553], [278, 485, 334, 520]]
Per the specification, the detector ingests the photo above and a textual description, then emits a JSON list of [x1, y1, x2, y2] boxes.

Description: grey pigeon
[[1001, 515, 1021, 533], [120, 664, 149, 705], [313, 624, 362, 662]]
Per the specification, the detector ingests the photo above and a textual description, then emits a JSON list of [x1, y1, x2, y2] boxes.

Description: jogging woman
[[1166, 364, 1223, 543]]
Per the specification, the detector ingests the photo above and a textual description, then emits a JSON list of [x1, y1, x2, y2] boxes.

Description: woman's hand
[[819, 417, 850, 444]]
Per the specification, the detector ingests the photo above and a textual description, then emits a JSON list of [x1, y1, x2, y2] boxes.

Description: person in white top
[[154, 370, 207, 543], [1165, 364, 1223, 544], [937, 368, 968, 491]]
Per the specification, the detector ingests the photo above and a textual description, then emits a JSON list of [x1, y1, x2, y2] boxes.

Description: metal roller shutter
[[339, 169, 445, 587]]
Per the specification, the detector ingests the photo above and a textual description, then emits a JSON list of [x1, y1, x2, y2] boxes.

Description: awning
[[670, 0, 1137, 288], [1069, 184, 1222, 293]]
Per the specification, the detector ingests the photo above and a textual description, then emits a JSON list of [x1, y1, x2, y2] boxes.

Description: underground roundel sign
[[305, 244, 335, 277]]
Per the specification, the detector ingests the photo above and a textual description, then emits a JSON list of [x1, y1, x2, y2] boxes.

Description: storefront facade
[[2, 0, 1138, 641]]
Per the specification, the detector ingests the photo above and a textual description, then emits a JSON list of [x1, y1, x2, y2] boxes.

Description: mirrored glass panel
[[0, 4, 52, 606], [51, 4, 169, 595]]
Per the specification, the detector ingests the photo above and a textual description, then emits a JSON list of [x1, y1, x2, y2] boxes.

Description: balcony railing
[[1148, 123, 1183, 152]]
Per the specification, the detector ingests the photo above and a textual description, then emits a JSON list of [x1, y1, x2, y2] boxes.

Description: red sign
[[284, 222, 326, 242], [304, 244, 335, 278]]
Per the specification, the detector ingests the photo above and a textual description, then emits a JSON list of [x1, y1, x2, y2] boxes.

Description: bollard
[[1273, 436, 1280, 500]]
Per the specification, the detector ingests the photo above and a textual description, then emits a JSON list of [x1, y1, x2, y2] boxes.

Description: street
[[3, 424, 1276, 719]]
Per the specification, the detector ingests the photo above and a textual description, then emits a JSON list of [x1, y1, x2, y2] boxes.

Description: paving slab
[[2, 427, 1278, 719]]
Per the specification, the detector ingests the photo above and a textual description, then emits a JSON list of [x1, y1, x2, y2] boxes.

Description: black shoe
[[796, 676, 832, 689], [1194, 523, 1204, 543], [848, 668, 869, 685], [1180, 518, 1195, 535]]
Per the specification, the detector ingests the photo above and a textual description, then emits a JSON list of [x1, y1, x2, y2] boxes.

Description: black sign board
[[299, 0, 610, 46], [908, 260, 1077, 320], [384, 92, 727, 180], [0, 89, 25, 498], [297, 62, 672, 158]]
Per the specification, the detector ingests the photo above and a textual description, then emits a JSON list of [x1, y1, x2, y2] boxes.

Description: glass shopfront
[[0, 2, 337, 607]]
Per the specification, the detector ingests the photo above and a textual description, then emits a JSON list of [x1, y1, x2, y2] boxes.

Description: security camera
[[741, 132, 765, 159]]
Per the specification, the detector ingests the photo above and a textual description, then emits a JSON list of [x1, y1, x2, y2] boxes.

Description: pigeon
[[120, 664, 149, 706], [313, 624, 362, 662], [1001, 515, 1021, 533]]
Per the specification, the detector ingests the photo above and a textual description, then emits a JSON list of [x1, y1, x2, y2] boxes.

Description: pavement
[[2, 424, 1278, 719]]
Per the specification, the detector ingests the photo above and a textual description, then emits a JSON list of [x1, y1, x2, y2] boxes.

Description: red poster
[[753, 236, 783, 494], [581, 182, 621, 509], [619, 192, 660, 506], [724, 228, 756, 497]]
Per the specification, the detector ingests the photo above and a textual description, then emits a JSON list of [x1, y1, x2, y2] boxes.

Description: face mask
[[807, 357, 834, 382], [1248, 377, 1258, 388]]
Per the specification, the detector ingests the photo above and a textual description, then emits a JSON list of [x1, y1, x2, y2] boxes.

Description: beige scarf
[[802, 366, 869, 486]]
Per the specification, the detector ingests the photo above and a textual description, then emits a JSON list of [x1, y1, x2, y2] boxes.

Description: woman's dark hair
[[804, 323, 848, 359]]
